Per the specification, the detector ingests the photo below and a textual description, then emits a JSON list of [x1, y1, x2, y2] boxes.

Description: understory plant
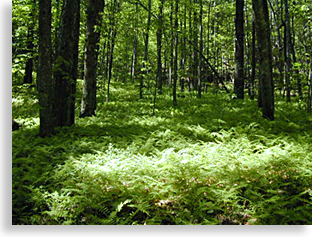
[[12, 82, 312, 225]]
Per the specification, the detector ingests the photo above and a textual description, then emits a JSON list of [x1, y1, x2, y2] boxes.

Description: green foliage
[[12, 82, 312, 225]]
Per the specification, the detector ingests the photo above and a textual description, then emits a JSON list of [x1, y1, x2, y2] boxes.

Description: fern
[[12, 82, 312, 225]]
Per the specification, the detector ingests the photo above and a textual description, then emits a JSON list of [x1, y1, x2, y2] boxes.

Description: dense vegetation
[[13, 82, 312, 224], [12, 0, 312, 225]]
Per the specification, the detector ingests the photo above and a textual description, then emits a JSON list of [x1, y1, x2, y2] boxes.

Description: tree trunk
[[130, 3, 138, 85], [24, 0, 37, 84], [250, 18, 256, 100], [173, 0, 179, 106], [234, 0, 245, 99], [38, 0, 55, 136], [106, 0, 118, 103], [192, 0, 199, 91], [197, 0, 203, 99], [54, 0, 80, 127], [252, 0, 274, 120], [307, 50, 312, 113], [290, 16, 303, 99], [157, 0, 164, 94], [141, 0, 152, 99], [284, 0, 292, 102], [80, 0, 104, 118]]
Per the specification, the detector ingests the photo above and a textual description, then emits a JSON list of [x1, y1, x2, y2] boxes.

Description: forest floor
[[12, 81, 312, 225]]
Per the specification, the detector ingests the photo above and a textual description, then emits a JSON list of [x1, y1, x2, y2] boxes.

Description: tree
[[54, 0, 80, 127], [156, 0, 164, 94], [252, 0, 275, 120], [173, 0, 179, 106], [23, 0, 36, 84], [284, 0, 292, 102], [106, 0, 119, 102], [307, 49, 312, 113], [197, 0, 204, 99], [141, 0, 152, 99], [37, 0, 55, 136], [80, 0, 105, 117], [234, 0, 245, 99]]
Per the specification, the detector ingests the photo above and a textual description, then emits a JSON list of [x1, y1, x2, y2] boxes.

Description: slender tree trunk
[[23, 5, 35, 84], [169, 0, 174, 89], [180, 4, 187, 92], [141, 0, 152, 99], [307, 49, 312, 113], [173, 0, 179, 106], [38, 0, 55, 136], [252, 0, 274, 120], [54, 0, 80, 127], [290, 16, 303, 99], [80, 0, 104, 117], [106, 0, 118, 103], [157, 0, 164, 94], [250, 18, 256, 100], [268, 0, 284, 93], [234, 0, 245, 99], [284, 0, 292, 102], [197, 0, 203, 98], [130, 3, 138, 84], [193, 0, 199, 91]]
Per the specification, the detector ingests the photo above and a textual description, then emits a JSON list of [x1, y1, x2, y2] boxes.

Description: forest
[[12, 0, 312, 225]]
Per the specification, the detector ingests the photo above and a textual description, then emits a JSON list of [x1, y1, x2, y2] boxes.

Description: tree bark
[[38, 0, 55, 136], [192, 0, 199, 91], [173, 0, 179, 106], [54, 0, 80, 127], [252, 0, 274, 120], [307, 49, 312, 113], [80, 0, 104, 117], [234, 0, 245, 99], [250, 18, 256, 100], [106, 0, 118, 103], [157, 0, 164, 94], [141, 0, 152, 99], [284, 0, 292, 102], [197, 0, 203, 99]]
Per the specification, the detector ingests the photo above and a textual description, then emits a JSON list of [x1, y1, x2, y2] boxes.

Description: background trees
[[12, 0, 312, 132]]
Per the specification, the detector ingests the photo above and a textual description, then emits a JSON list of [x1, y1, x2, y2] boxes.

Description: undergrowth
[[12, 82, 312, 225]]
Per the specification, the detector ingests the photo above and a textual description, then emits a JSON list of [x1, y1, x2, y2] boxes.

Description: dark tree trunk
[[234, 0, 245, 99], [12, 119, 20, 131], [252, 0, 274, 120], [250, 19, 256, 100], [80, 0, 104, 118], [54, 0, 80, 127], [38, 0, 55, 136], [24, 0, 37, 84], [23, 14, 35, 84], [307, 49, 312, 113]]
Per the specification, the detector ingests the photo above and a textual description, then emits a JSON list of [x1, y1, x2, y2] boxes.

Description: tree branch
[[186, 38, 230, 93], [125, 0, 158, 19]]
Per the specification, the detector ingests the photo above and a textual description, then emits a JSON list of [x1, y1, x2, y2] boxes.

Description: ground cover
[[12, 82, 312, 224]]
